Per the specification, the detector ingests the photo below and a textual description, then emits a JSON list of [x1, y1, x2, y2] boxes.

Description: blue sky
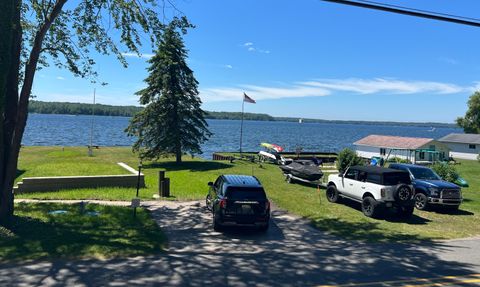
[[33, 0, 480, 123]]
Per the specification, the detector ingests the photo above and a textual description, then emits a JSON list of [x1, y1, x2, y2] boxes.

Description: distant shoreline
[[29, 100, 458, 128]]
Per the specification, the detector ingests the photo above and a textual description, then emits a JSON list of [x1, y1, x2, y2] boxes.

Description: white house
[[438, 133, 480, 160], [354, 134, 450, 163]]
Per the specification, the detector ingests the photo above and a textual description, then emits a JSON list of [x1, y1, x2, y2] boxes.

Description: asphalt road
[[1, 200, 479, 287]]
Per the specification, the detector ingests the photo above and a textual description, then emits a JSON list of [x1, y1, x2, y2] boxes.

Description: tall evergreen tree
[[127, 20, 211, 163]]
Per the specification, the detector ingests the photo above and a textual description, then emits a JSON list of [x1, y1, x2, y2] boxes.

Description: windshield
[[409, 167, 441, 180], [383, 172, 411, 185], [226, 187, 267, 200]]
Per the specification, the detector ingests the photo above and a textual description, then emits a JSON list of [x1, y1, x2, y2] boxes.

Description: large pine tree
[[127, 20, 211, 163]]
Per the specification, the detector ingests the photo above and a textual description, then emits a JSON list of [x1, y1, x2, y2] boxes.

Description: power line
[[320, 0, 480, 27]]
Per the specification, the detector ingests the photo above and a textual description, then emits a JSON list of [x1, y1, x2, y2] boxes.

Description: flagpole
[[240, 97, 244, 155]]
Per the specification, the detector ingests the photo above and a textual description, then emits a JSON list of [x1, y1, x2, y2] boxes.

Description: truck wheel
[[395, 184, 413, 202], [213, 214, 222, 231], [205, 193, 213, 211], [398, 206, 414, 218], [326, 185, 340, 203], [414, 193, 429, 211], [361, 196, 381, 218]]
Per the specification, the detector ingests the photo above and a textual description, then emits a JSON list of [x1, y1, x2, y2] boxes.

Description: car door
[[341, 168, 359, 197]]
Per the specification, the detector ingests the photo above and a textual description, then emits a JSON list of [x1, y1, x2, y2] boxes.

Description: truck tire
[[395, 184, 413, 202], [414, 193, 429, 211], [326, 185, 341, 203], [361, 196, 381, 218], [213, 214, 222, 231]]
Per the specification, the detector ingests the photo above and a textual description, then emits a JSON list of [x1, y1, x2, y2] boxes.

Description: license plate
[[241, 205, 254, 214]]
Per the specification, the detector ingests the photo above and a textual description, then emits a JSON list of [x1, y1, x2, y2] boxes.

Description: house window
[[419, 152, 425, 160], [380, 148, 386, 156], [469, 144, 476, 149]]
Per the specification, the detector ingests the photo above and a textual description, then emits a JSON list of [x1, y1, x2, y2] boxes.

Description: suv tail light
[[265, 200, 270, 210], [381, 188, 386, 197], [219, 198, 227, 209]]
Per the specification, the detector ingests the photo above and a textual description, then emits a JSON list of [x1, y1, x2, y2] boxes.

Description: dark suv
[[389, 163, 462, 211], [206, 175, 270, 231]]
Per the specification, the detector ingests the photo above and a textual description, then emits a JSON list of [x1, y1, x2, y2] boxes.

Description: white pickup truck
[[326, 165, 415, 218]]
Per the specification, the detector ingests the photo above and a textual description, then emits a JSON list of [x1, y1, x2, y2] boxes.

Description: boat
[[299, 118, 303, 124], [279, 160, 323, 181]]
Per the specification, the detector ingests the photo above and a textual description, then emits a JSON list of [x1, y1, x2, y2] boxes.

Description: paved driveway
[[1, 200, 480, 286]]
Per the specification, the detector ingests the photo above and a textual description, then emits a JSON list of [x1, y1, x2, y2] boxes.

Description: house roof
[[438, 133, 480, 145], [354, 135, 434, 149]]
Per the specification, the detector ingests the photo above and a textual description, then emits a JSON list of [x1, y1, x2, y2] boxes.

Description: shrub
[[387, 157, 411, 164], [431, 162, 459, 183], [336, 148, 363, 173]]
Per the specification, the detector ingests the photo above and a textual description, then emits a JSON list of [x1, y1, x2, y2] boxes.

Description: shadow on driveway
[[0, 201, 478, 287]]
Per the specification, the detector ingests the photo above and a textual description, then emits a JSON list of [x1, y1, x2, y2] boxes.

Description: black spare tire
[[395, 184, 412, 202]]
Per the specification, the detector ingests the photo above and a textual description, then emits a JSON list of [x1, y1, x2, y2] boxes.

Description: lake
[[23, 114, 462, 159]]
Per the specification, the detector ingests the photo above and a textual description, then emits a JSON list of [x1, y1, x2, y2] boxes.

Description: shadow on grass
[[15, 169, 25, 178], [311, 217, 435, 243], [0, 203, 166, 261], [429, 206, 474, 216], [143, 161, 233, 172]]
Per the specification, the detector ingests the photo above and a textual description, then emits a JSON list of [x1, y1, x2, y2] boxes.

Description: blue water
[[23, 114, 462, 159]]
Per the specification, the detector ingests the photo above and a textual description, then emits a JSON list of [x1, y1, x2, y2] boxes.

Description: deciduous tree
[[0, 0, 171, 223], [126, 21, 211, 163], [457, 91, 480, 134]]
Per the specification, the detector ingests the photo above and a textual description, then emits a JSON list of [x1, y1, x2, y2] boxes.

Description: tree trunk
[[0, 0, 20, 224], [0, 0, 67, 222]]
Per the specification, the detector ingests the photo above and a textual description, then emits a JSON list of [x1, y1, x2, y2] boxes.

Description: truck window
[[226, 187, 267, 200], [383, 172, 411, 185], [366, 173, 382, 184], [345, 169, 358, 180]]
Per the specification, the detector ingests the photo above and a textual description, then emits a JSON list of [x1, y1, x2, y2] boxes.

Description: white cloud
[[224, 64, 233, 69], [199, 78, 471, 103], [121, 52, 154, 59], [300, 78, 465, 95], [242, 42, 270, 54], [56, 76, 65, 80]]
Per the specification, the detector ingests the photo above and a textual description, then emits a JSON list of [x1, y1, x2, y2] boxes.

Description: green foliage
[[206, 111, 274, 121], [21, 0, 167, 80], [387, 157, 411, 164], [456, 91, 480, 134], [29, 100, 142, 117], [336, 148, 363, 173], [431, 162, 459, 183], [126, 20, 211, 163]]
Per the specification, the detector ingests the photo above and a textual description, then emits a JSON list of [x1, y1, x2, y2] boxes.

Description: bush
[[336, 148, 363, 173], [387, 157, 411, 164], [431, 162, 459, 183]]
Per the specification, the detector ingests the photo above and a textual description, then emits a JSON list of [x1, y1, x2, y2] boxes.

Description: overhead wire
[[320, 0, 480, 27]]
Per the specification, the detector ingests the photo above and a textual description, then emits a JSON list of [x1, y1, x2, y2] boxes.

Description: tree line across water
[[29, 100, 457, 128]]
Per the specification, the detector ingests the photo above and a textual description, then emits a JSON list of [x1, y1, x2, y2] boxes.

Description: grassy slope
[[0, 203, 166, 261], [15, 146, 480, 241]]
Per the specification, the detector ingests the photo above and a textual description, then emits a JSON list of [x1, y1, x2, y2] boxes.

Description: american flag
[[243, 93, 256, 104]]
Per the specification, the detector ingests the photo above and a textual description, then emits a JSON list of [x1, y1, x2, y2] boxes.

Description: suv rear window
[[226, 187, 267, 200], [383, 172, 411, 186]]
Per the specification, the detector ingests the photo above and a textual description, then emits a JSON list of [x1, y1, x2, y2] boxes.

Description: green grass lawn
[[0, 202, 166, 261], [15, 146, 480, 241], [16, 146, 128, 183]]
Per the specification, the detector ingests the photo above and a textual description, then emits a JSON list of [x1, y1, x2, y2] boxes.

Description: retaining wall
[[14, 162, 145, 194]]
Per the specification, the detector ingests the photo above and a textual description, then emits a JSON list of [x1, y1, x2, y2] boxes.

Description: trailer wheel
[[286, 175, 294, 184]]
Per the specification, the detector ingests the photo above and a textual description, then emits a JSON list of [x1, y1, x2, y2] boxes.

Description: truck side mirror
[[207, 182, 213, 187]]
